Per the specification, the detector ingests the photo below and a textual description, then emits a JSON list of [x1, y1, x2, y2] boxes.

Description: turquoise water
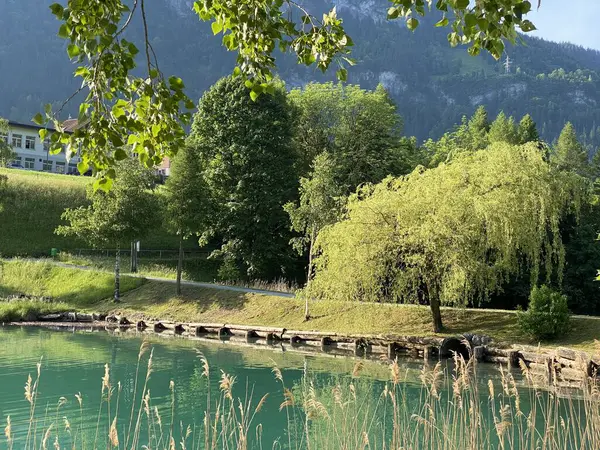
[[0, 326, 591, 449]]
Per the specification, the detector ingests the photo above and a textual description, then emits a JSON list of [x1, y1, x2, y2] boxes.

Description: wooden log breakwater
[[13, 312, 599, 385]]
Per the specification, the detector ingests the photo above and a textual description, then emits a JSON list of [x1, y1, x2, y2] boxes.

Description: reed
[[3, 343, 599, 449]]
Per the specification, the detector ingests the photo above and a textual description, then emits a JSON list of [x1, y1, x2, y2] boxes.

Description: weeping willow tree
[[306, 142, 587, 332]]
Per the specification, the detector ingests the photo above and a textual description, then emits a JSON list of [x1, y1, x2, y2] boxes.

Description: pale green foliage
[[307, 143, 585, 310], [488, 111, 519, 145], [289, 83, 404, 192], [552, 122, 589, 175], [48, 1, 538, 174], [284, 152, 344, 256], [0, 118, 16, 167], [56, 160, 158, 247]]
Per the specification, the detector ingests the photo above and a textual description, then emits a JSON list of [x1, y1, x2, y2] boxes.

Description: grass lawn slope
[[0, 168, 200, 257], [0, 259, 144, 321]]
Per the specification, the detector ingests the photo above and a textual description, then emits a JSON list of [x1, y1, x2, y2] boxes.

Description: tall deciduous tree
[[552, 122, 589, 174], [56, 160, 158, 301], [0, 118, 16, 167], [284, 152, 345, 320], [307, 143, 585, 332], [162, 146, 212, 295], [289, 82, 404, 193], [46, 0, 538, 175], [189, 76, 298, 281]]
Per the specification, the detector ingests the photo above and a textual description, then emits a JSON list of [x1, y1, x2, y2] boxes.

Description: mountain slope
[[3, 0, 600, 146]]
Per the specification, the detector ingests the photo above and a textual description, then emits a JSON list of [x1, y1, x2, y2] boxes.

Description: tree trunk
[[176, 234, 183, 296], [304, 228, 316, 322], [429, 296, 443, 333], [114, 245, 121, 303]]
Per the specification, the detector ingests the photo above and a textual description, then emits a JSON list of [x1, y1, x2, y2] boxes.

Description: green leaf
[[32, 113, 44, 125], [211, 21, 223, 35], [249, 90, 259, 102], [58, 24, 69, 39], [406, 18, 419, 31], [114, 149, 128, 161], [387, 7, 399, 20], [435, 17, 449, 27], [67, 44, 80, 59], [455, 0, 470, 9], [77, 161, 89, 175], [336, 68, 348, 82], [520, 20, 537, 32], [49, 3, 64, 16], [39, 129, 48, 140]]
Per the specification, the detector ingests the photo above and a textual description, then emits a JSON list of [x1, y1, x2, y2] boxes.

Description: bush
[[518, 285, 571, 340]]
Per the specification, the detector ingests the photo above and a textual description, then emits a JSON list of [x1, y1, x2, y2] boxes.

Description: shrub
[[518, 285, 571, 340]]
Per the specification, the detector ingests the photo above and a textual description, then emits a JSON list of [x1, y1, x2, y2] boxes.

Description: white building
[[1, 119, 81, 174]]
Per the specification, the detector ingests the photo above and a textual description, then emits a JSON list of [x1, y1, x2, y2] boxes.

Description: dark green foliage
[[517, 285, 571, 341], [189, 77, 299, 281], [518, 114, 540, 144]]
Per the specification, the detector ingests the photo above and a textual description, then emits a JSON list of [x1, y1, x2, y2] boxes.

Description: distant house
[[1, 119, 81, 174], [157, 156, 171, 177]]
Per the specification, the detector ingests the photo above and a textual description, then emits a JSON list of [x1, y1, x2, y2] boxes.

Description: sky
[[528, 0, 600, 51]]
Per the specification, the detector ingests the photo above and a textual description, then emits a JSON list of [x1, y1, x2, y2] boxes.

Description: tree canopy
[[189, 76, 299, 281], [306, 142, 585, 332], [41, 0, 540, 179]]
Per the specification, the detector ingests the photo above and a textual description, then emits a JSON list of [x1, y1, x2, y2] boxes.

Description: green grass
[[0, 168, 201, 257], [1, 259, 597, 353], [107, 280, 600, 353], [0, 260, 145, 321]]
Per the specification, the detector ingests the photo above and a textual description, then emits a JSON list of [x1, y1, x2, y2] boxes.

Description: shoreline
[[6, 315, 599, 387]]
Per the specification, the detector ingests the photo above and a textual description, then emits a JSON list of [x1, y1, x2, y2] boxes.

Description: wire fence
[[72, 248, 211, 259]]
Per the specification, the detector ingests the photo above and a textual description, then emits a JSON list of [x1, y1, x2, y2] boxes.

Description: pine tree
[[466, 106, 490, 150], [488, 111, 518, 145], [552, 122, 589, 174], [517, 114, 539, 144]]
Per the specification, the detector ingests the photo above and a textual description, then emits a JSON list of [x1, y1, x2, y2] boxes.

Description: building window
[[43, 160, 53, 171], [24, 157, 35, 169], [12, 134, 22, 148], [13, 156, 22, 167], [43, 139, 50, 153], [68, 163, 77, 174], [25, 135, 36, 149], [0, 133, 7, 144], [55, 162, 66, 174]]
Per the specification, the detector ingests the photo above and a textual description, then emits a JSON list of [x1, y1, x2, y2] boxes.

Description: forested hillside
[[3, 0, 600, 146]]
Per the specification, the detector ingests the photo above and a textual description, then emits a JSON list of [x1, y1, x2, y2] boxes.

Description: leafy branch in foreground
[[41, 0, 539, 178]]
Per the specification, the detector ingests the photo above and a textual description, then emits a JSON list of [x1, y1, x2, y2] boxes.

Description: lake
[[0, 326, 596, 449]]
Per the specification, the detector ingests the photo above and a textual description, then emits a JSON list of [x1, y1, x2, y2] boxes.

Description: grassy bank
[[1, 260, 598, 352], [0, 260, 144, 321], [107, 281, 599, 352], [0, 168, 200, 256]]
